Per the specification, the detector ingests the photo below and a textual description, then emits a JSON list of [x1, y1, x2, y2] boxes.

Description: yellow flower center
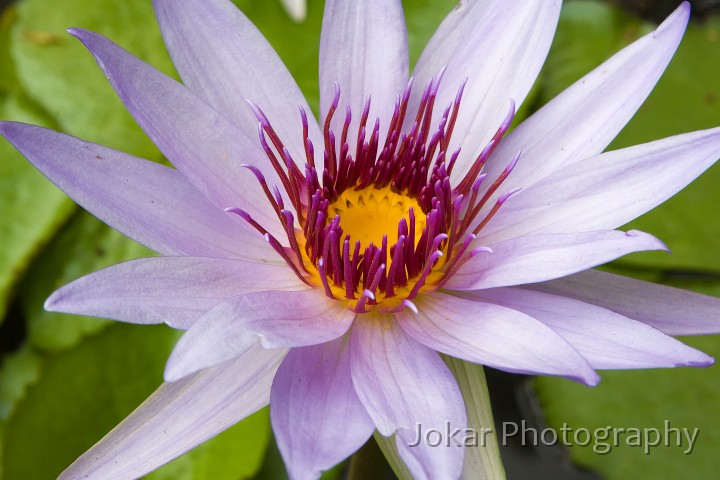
[[329, 186, 427, 258], [240, 75, 519, 314]]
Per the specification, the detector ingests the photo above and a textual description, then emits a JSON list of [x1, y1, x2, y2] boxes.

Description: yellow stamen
[[329, 186, 427, 254]]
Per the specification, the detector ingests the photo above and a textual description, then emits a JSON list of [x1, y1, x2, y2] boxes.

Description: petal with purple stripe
[[482, 127, 720, 243], [68, 28, 286, 238], [153, 0, 322, 164], [480, 3, 691, 204], [399, 291, 599, 384], [446, 230, 667, 290], [271, 338, 374, 480], [45, 256, 306, 330], [529, 269, 720, 336], [165, 289, 355, 381], [467, 288, 713, 369], [350, 313, 466, 480], [320, 0, 408, 147], [0, 122, 273, 260], [409, 0, 561, 181]]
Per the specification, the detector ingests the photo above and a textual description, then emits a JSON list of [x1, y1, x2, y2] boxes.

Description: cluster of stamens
[[231, 71, 520, 313]]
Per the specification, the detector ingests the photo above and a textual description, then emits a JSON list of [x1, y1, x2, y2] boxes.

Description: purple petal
[[45, 257, 306, 330], [165, 289, 355, 381], [320, 0, 408, 147], [469, 288, 713, 369], [0, 122, 273, 259], [530, 269, 720, 336], [271, 339, 374, 480], [68, 29, 286, 238], [350, 313, 466, 480], [409, 0, 560, 180], [398, 292, 599, 385], [446, 230, 666, 290], [481, 3, 690, 202], [59, 344, 285, 480], [153, 0, 322, 163], [482, 127, 720, 243]]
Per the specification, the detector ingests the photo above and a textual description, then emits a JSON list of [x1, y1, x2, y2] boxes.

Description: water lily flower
[[2, 0, 720, 478]]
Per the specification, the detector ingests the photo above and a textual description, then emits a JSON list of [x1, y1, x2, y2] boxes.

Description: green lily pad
[[1, 324, 179, 479], [1, 323, 271, 480], [535, 331, 720, 480], [540, 1, 720, 272], [0, 7, 22, 94], [0, 346, 42, 479], [19, 210, 154, 352]]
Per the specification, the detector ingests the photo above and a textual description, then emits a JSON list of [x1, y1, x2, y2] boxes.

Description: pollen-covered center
[[237, 72, 520, 314], [330, 187, 426, 254]]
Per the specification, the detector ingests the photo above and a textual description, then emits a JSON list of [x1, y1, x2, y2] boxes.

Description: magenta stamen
[[241, 71, 519, 310], [473, 186, 522, 234], [225, 208, 269, 236], [407, 250, 442, 300], [241, 164, 282, 220], [317, 258, 335, 298], [355, 288, 375, 313], [438, 234, 477, 285], [263, 233, 308, 284], [343, 238, 355, 299], [385, 235, 406, 297], [467, 150, 522, 222], [280, 209, 303, 262]]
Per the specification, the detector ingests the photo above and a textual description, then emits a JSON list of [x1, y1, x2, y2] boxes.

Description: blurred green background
[[0, 0, 719, 478]]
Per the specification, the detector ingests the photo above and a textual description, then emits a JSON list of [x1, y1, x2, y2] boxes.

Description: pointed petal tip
[[684, 352, 715, 368], [0, 120, 13, 137], [625, 229, 670, 252], [66, 27, 86, 39], [678, 1, 691, 17], [66, 28, 106, 63], [577, 369, 602, 387], [0, 121, 32, 141], [162, 358, 189, 384], [43, 290, 63, 312], [661, 0, 691, 32]]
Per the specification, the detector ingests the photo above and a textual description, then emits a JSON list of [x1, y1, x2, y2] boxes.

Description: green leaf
[[1, 324, 180, 479], [535, 331, 720, 480], [540, 2, 720, 272], [0, 347, 42, 479], [11, 0, 176, 160], [19, 210, 154, 352], [0, 347, 41, 422], [0, 7, 22, 94], [402, 0, 456, 68], [1, 323, 271, 480]]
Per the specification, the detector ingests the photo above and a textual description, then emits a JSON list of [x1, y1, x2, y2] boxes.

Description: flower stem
[[372, 359, 506, 479], [446, 357, 506, 480]]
